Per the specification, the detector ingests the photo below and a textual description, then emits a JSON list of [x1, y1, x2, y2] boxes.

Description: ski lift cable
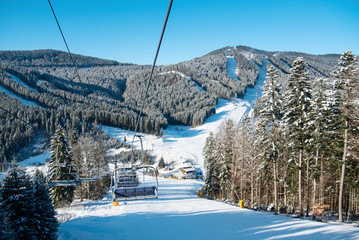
[[0, 105, 33, 129], [47, 0, 82, 83], [130, 0, 173, 150]]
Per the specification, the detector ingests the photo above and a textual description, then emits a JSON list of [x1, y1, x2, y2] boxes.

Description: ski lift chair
[[112, 165, 158, 201], [48, 163, 81, 187]]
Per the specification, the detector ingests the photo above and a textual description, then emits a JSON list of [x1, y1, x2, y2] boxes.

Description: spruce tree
[[217, 120, 234, 200], [0, 166, 37, 239], [256, 65, 282, 213], [32, 171, 58, 240], [90, 138, 109, 200], [334, 51, 358, 222], [203, 132, 219, 199], [282, 57, 312, 216], [48, 125, 76, 207], [158, 157, 166, 169]]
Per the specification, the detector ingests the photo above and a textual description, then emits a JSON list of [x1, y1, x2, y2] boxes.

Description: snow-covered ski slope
[[58, 177, 359, 240], [15, 55, 358, 239], [103, 56, 266, 169]]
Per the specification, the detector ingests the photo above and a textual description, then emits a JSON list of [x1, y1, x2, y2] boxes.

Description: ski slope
[[103, 57, 266, 170], [13, 57, 359, 239], [58, 177, 359, 240]]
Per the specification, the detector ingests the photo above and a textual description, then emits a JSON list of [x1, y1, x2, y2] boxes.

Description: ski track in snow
[[58, 177, 359, 240]]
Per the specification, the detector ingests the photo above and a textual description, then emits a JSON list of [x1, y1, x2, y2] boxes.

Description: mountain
[[0, 46, 343, 164]]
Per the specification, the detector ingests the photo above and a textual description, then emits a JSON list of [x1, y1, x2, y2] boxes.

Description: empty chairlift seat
[[112, 166, 158, 201]]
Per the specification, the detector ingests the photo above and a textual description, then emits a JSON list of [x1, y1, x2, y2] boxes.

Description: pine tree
[[90, 138, 109, 200], [32, 171, 58, 240], [0, 191, 14, 240], [48, 125, 76, 207], [256, 65, 282, 213], [203, 132, 219, 199], [217, 120, 234, 200], [236, 114, 256, 206], [158, 157, 166, 169], [282, 57, 312, 216], [0, 166, 37, 239], [334, 51, 358, 222]]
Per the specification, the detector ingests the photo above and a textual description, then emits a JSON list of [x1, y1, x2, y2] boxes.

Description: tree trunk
[[273, 159, 278, 214], [339, 123, 348, 223], [306, 157, 310, 217], [313, 148, 319, 205], [299, 150, 303, 216], [251, 174, 254, 208], [320, 157, 324, 205]]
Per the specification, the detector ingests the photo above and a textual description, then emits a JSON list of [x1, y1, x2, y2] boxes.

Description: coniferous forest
[[204, 51, 359, 222], [0, 47, 342, 169]]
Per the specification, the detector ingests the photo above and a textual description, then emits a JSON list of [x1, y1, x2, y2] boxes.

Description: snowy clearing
[[7, 72, 38, 92], [58, 177, 359, 240], [102, 98, 249, 169], [160, 70, 205, 92], [227, 56, 239, 80], [0, 84, 44, 109]]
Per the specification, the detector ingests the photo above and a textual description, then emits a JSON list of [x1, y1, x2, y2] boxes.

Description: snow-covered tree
[[256, 65, 282, 213], [0, 166, 37, 239], [282, 57, 312, 216], [333, 50, 358, 222], [236, 114, 257, 206], [217, 120, 234, 200], [48, 125, 76, 207], [158, 157, 166, 169], [203, 132, 219, 199], [32, 171, 58, 240]]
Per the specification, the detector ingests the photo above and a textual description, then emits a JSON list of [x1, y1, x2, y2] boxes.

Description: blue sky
[[1, 0, 358, 65]]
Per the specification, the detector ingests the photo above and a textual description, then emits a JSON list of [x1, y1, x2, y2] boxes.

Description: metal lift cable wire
[[47, 0, 82, 83], [131, 0, 173, 151], [0, 105, 33, 129]]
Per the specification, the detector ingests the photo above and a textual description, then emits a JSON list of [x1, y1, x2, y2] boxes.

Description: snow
[[102, 98, 249, 169], [102, 58, 269, 171], [161, 70, 205, 92], [227, 56, 239, 80], [5, 59, 357, 239], [281, 59, 292, 68], [245, 58, 268, 105], [58, 177, 359, 240], [19, 152, 50, 167], [0, 84, 44, 109], [18, 152, 50, 177], [7, 72, 38, 92]]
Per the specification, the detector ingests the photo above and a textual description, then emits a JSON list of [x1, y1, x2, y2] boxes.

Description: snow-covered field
[[58, 177, 359, 240]]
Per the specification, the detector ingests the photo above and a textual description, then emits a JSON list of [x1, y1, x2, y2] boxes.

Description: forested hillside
[[204, 51, 358, 222], [0, 47, 342, 167]]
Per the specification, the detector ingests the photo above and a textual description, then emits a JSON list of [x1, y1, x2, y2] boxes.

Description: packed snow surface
[[58, 177, 359, 240], [227, 56, 239, 80]]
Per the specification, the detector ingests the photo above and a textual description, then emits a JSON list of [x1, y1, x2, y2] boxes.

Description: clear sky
[[1, 0, 358, 65]]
